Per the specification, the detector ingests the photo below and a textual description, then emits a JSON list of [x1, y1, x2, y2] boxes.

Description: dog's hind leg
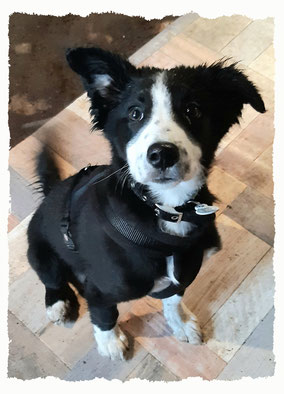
[[162, 293, 203, 345], [27, 239, 79, 326]]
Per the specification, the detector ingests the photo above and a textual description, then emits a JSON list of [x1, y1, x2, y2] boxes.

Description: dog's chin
[[138, 170, 190, 188], [146, 175, 183, 189], [144, 170, 202, 189]]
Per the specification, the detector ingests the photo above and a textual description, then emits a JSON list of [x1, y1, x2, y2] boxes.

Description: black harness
[[60, 165, 219, 253]]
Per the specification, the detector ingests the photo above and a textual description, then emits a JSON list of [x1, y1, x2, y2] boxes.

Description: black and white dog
[[27, 47, 265, 360]]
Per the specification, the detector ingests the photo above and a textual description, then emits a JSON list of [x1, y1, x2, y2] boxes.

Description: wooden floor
[[8, 14, 275, 381]]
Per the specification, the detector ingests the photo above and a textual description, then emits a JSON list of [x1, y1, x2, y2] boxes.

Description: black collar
[[129, 179, 219, 224]]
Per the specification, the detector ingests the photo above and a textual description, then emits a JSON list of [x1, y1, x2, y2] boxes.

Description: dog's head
[[66, 48, 265, 189]]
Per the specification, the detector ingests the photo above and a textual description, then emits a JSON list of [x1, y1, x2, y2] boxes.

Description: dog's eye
[[129, 107, 144, 122], [185, 102, 201, 120]]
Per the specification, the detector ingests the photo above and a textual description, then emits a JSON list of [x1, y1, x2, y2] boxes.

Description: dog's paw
[[163, 296, 203, 345], [172, 312, 203, 345], [46, 300, 71, 326], [173, 303, 203, 345], [94, 325, 129, 361]]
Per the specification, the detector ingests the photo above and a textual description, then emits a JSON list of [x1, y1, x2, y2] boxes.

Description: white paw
[[46, 300, 70, 326], [172, 310, 203, 345], [163, 295, 203, 345], [94, 325, 129, 361]]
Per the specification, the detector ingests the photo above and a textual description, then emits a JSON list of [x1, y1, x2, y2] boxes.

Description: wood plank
[[9, 134, 76, 184], [125, 353, 179, 381], [9, 134, 43, 182], [236, 103, 266, 130], [215, 123, 244, 157], [216, 111, 274, 180], [139, 50, 181, 69], [129, 13, 200, 66], [217, 307, 275, 379], [39, 313, 98, 368], [242, 144, 273, 198], [9, 213, 33, 284], [38, 299, 135, 368], [203, 248, 274, 362], [120, 298, 227, 380], [164, 13, 200, 36], [250, 45, 275, 81], [224, 187, 274, 246], [245, 67, 274, 111], [67, 93, 92, 124], [208, 166, 247, 216], [34, 109, 111, 170], [220, 18, 274, 66], [9, 167, 40, 221], [183, 15, 252, 52], [215, 101, 267, 157], [64, 341, 148, 381], [160, 33, 220, 67], [8, 312, 69, 379], [183, 214, 271, 327], [8, 213, 20, 233], [9, 268, 48, 334]]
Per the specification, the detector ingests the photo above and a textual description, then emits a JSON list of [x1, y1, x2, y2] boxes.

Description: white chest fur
[[149, 174, 203, 237], [151, 255, 179, 293]]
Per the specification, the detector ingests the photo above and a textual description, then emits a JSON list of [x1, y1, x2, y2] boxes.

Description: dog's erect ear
[[202, 61, 265, 125], [66, 47, 135, 99]]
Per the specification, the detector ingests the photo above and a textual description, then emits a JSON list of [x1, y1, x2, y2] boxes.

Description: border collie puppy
[[27, 48, 265, 361]]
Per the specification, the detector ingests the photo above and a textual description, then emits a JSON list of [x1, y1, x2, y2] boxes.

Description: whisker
[[120, 168, 130, 195], [115, 171, 124, 193], [91, 163, 128, 186], [114, 165, 130, 194]]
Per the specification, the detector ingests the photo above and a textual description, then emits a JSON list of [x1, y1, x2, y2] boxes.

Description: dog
[[27, 47, 265, 361]]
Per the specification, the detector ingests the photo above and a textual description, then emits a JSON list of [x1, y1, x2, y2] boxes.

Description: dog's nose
[[147, 142, 179, 170]]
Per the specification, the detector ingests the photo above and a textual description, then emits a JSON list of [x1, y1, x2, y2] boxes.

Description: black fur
[[36, 147, 61, 196], [27, 48, 265, 348]]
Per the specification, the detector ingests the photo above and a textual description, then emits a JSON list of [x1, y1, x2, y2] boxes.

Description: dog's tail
[[35, 147, 61, 196]]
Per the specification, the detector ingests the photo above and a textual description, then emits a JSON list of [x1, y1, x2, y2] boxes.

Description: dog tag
[[194, 203, 219, 215]]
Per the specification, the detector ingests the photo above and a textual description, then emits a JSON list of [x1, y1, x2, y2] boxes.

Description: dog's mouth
[[132, 161, 190, 187], [146, 164, 186, 185], [151, 176, 177, 184]]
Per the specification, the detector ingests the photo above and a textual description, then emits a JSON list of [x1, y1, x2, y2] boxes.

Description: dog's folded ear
[[66, 47, 136, 129], [66, 47, 135, 100], [202, 61, 266, 124]]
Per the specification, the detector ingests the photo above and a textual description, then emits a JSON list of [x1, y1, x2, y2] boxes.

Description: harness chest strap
[[60, 165, 109, 252], [60, 165, 219, 252]]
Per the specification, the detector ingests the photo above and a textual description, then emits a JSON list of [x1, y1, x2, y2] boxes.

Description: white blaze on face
[[126, 72, 203, 189]]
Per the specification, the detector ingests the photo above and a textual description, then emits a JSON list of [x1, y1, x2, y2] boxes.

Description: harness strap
[[103, 200, 194, 254], [60, 165, 109, 252], [60, 165, 218, 253]]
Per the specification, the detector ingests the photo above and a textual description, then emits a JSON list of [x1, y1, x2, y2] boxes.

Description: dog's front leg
[[162, 294, 203, 345], [88, 303, 129, 361]]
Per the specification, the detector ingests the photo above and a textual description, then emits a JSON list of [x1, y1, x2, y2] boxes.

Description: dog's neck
[[147, 174, 205, 237], [111, 160, 207, 237], [147, 174, 204, 207]]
